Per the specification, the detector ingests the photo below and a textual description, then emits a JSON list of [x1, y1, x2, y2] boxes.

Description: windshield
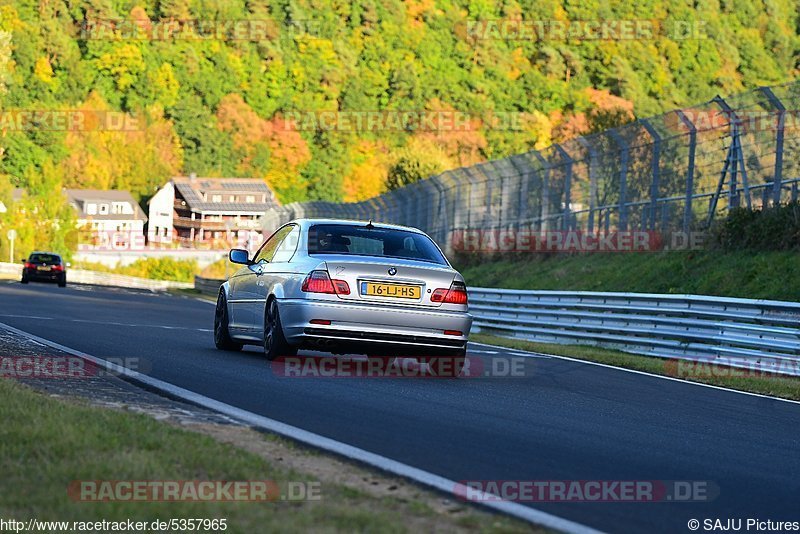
[[307, 224, 448, 265], [28, 254, 60, 264]]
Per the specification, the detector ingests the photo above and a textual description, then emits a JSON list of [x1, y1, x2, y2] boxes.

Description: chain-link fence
[[263, 82, 800, 252]]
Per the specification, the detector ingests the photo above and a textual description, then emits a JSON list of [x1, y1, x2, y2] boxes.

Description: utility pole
[[7, 229, 16, 263]]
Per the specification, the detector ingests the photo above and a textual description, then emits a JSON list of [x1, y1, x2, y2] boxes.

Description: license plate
[[361, 282, 421, 299], [37, 266, 51, 271]]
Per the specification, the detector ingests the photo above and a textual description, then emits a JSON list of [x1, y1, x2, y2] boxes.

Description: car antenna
[[365, 219, 374, 230]]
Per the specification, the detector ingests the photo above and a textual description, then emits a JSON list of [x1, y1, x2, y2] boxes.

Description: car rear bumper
[[23, 269, 65, 282], [279, 298, 472, 355]]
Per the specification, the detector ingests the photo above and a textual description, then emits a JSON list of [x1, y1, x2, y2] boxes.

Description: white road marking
[[0, 321, 601, 534], [0, 314, 211, 332], [470, 342, 552, 359]]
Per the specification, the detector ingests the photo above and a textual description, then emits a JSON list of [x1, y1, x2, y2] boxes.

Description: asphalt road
[[1, 280, 799, 533]]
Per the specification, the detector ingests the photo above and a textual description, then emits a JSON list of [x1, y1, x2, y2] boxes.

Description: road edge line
[[0, 321, 603, 534], [470, 341, 800, 405]]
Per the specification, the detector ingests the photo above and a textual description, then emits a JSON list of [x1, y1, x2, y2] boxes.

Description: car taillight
[[332, 279, 350, 295], [24, 262, 33, 269], [52, 264, 63, 271], [431, 281, 468, 305], [301, 270, 350, 295]]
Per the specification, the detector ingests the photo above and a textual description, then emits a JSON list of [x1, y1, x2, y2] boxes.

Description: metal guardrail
[[195, 275, 224, 297], [191, 276, 800, 375], [470, 288, 800, 376], [0, 262, 193, 291]]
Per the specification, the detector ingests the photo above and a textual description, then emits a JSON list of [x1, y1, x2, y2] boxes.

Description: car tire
[[214, 290, 243, 351], [58, 277, 66, 288], [20, 276, 28, 284], [263, 298, 296, 361], [427, 349, 467, 378]]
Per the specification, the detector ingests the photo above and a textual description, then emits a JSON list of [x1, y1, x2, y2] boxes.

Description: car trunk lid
[[319, 254, 456, 308]]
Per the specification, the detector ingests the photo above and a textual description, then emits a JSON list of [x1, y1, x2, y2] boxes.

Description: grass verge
[[0, 379, 534, 533], [471, 333, 800, 401]]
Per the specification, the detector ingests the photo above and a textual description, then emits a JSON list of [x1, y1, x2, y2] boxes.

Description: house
[[65, 189, 148, 250], [147, 175, 280, 251], [4, 188, 147, 250]]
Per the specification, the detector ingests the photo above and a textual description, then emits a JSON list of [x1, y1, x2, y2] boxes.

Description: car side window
[[253, 225, 295, 264], [271, 225, 300, 263]]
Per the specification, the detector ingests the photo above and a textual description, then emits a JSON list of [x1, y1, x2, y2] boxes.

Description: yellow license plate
[[37, 266, 51, 271], [362, 282, 421, 299]]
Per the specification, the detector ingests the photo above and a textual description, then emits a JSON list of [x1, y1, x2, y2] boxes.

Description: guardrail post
[[760, 86, 785, 206], [554, 144, 573, 231], [640, 119, 661, 231], [577, 137, 598, 233], [675, 110, 697, 233], [608, 130, 629, 231]]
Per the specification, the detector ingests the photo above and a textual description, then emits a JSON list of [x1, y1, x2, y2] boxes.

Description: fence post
[[760, 86, 785, 206], [429, 176, 450, 250], [675, 110, 697, 234], [640, 119, 661, 231], [508, 154, 533, 232], [713, 96, 752, 211], [532, 151, 551, 232], [462, 166, 483, 231], [554, 144, 573, 230], [576, 137, 598, 233], [609, 129, 629, 231]]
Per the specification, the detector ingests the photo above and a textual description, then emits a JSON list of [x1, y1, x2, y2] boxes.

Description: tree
[[386, 137, 453, 190]]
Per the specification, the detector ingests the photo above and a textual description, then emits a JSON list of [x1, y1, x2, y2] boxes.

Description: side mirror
[[229, 248, 251, 265], [20, 258, 26, 263]]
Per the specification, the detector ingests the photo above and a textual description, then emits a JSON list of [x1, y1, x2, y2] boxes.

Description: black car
[[21, 252, 68, 287]]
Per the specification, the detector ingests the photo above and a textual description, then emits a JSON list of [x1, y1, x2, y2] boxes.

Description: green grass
[[0, 380, 533, 533], [456, 250, 800, 301], [472, 333, 800, 401]]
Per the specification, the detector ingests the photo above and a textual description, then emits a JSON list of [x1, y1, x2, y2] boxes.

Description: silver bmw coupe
[[214, 219, 472, 374]]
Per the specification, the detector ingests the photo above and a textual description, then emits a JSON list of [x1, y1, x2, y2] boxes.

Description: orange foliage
[[342, 141, 388, 202], [413, 99, 487, 167], [552, 88, 635, 143]]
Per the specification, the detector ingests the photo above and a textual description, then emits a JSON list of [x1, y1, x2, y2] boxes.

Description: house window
[[99, 204, 109, 215], [86, 203, 97, 215], [246, 195, 255, 203], [112, 202, 133, 215], [212, 195, 222, 203]]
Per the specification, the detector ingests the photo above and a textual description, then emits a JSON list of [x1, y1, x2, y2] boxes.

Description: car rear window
[[29, 254, 60, 264], [308, 224, 448, 265]]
